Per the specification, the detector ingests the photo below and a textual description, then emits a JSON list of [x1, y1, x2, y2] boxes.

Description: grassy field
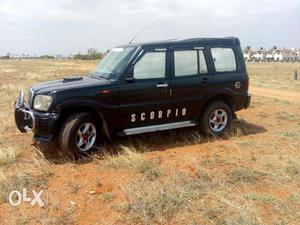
[[0, 60, 300, 225], [247, 62, 300, 92]]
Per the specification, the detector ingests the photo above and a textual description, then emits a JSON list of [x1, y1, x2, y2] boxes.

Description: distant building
[[296, 50, 300, 62], [265, 49, 274, 62], [253, 49, 265, 61], [243, 49, 254, 62], [273, 49, 295, 62], [242, 47, 299, 62], [88, 48, 97, 56], [55, 55, 63, 60]]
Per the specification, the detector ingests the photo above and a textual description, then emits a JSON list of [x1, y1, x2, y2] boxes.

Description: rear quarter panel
[[210, 45, 249, 111]]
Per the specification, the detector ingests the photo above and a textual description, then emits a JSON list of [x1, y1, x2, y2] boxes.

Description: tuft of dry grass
[[99, 192, 115, 203], [104, 145, 163, 180], [0, 146, 16, 166], [41, 208, 75, 225], [67, 181, 81, 194], [0, 172, 47, 202], [228, 168, 268, 185], [284, 163, 300, 179], [244, 192, 300, 222], [123, 172, 212, 224], [104, 145, 146, 169]]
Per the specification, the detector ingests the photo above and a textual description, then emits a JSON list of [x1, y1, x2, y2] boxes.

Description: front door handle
[[156, 83, 168, 88]]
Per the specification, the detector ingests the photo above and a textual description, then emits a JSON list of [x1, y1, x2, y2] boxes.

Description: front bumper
[[15, 90, 35, 132], [14, 90, 59, 142]]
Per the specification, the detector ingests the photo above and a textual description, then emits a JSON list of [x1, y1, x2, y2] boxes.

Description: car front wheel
[[59, 113, 100, 157]]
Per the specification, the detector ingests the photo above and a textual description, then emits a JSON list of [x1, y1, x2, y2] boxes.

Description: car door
[[210, 46, 248, 98], [169, 46, 214, 122], [118, 47, 171, 129]]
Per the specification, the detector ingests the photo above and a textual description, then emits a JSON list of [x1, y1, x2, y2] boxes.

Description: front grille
[[28, 88, 34, 107]]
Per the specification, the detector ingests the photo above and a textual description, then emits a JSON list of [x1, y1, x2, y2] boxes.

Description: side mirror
[[125, 77, 135, 82]]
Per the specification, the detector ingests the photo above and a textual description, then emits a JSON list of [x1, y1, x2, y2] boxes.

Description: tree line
[[0, 48, 106, 60]]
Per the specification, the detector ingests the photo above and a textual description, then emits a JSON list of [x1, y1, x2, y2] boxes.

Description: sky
[[0, 0, 299, 56]]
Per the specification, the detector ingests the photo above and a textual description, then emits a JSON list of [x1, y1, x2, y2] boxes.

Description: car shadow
[[36, 119, 267, 163], [102, 119, 267, 153]]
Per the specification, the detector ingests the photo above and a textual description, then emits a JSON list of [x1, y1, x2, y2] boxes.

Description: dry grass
[[227, 168, 268, 185], [104, 145, 163, 180], [122, 172, 212, 225], [40, 208, 75, 225], [104, 145, 147, 170], [247, 62, 300, 91], [0, 146, 16, 166], [244, 192, 300, 223], [99, 192, 115, 203], [0, 172, 47, 202], [117, 128, 300, 224], [67, 181, 81, 194]]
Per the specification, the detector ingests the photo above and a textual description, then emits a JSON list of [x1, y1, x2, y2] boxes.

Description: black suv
[[15, 37, 251, 156]]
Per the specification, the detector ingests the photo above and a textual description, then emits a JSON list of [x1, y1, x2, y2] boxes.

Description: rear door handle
[[156, 83, 168, 88], [200, 77, 209, 86]]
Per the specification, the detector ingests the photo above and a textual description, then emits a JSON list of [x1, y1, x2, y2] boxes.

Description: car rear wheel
[[59, 113, 100, 157], [200, 101, 232, 135]]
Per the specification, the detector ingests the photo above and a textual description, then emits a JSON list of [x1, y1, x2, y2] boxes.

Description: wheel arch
[[55, 106, 110, 139], [201, 94, 236, 119]]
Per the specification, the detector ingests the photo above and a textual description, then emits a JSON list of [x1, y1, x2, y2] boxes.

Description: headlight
[[33, 95, 53, 111]]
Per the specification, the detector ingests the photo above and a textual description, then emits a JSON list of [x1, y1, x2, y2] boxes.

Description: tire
[[59, 113, 100, 158], [200, 101, 232, 136]]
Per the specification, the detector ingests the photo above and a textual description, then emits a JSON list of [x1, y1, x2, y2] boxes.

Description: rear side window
[[211, 47, 236, 72], [134, 52, 165, 79], [174, 50, 208, 77]]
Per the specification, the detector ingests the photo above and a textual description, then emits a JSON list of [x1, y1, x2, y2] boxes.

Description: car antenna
[[128, 23, 151, 44], [128, 2, 194, 44]]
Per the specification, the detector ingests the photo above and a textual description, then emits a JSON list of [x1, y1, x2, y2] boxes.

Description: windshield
[[90, 47, 136, 80]]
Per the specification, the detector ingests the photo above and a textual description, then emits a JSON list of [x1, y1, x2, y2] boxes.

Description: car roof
[[119, 37, 240, 48]]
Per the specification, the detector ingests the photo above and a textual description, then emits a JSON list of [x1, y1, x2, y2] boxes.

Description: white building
[[296, 50, 300, 62], [243, 50, 253, 62], [265, 50, 274, 62], [253, 49, 265, 61], [273, 49, 294, 62], [243, 47, 300, 62]]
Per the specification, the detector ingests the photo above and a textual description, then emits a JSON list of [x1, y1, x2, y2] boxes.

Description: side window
[[134, 52, 165, 79], [174, 50, 208, 77], [174, 50, 197, 76], [211, 47, 237, 72]]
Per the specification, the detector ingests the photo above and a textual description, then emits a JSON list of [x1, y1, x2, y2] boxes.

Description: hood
[[31, 76, 109, 95]]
